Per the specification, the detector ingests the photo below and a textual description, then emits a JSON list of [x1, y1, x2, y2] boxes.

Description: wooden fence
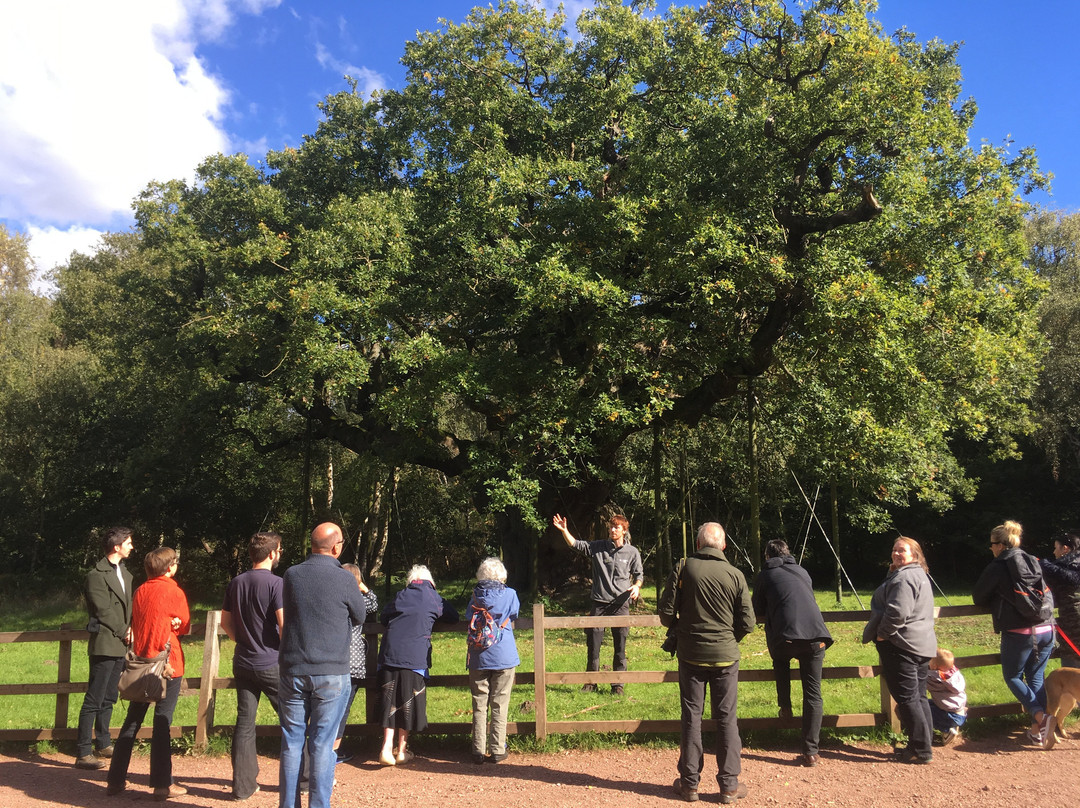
[[0, 604, 1023, 748]]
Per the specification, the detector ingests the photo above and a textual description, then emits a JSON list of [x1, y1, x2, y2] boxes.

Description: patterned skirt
[[378, 667, 428, 731]]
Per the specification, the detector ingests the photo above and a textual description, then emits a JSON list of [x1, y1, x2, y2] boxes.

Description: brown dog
[[1042, 667, 1080, 749]]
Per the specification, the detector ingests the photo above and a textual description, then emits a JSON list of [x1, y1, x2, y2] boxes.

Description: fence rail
[[0, 603, 1021, 746]]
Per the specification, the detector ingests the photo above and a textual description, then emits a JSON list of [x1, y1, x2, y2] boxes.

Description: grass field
[[0, 584, 1060, 754]]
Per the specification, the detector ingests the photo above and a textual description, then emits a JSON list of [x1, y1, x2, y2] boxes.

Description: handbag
[[118, 641, 172, 702]]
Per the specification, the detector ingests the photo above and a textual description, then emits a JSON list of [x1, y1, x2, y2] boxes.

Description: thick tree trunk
[[365, 468, 395, 580]]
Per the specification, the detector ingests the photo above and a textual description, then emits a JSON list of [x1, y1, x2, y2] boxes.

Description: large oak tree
[[113, 0, 1046, 585]]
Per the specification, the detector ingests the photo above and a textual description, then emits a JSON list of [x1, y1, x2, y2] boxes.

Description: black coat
[[972, 547, 1052, 633], [751, 555, 833, 653]]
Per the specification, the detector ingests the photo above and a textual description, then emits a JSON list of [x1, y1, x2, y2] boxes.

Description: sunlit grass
[[0, 587, 1067, 753]]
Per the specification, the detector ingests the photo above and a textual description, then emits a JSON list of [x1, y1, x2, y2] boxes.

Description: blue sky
[[2, 0, 1077, 279]]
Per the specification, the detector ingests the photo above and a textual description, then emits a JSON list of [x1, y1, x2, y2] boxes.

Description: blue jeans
[[232, 664, 280, 799], [928, 700, 967, 732], [1000, 630, 1054, 716], [76, 654, 125, 757], [278, 673, 350, 808]]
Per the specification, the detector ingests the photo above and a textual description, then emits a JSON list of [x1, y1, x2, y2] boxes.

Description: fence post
[[532, 603, 547, 742], [878, 669, 900, 733], [195, 610, 223, 751], [55, 623, 74, 732]]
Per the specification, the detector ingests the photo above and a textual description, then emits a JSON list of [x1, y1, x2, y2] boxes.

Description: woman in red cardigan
[[106, 546, 190, 800]]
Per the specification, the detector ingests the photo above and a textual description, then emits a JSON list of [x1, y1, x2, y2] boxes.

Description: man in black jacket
[[75, 527, 134, 769], [752, 540, 833, 767]]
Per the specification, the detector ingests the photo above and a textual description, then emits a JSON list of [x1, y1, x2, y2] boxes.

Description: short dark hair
[[249, 532, 282, 564], [144, 546, 178, 578], [765, 540, 790, 560], [1057, 531, 1080, 553], [102, 526, 132, 556]]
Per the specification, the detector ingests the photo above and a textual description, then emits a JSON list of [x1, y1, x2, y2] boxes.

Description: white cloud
[[25, 224, 106, 295], [314, 42, 389, 99], [0, 1, 278, 230], [539, 0, 591, 29], [27, 224, 104, 273]]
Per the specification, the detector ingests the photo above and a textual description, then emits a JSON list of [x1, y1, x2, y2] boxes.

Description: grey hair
[[407, 564, 434, 584], [696, 522, 726, 549], [476, 557, 507, 583]]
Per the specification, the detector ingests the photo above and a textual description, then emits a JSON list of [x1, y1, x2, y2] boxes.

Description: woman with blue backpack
[[466, 557, 520, 765]]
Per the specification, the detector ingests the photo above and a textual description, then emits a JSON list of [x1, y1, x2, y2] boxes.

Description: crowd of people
[[71, 515, 1077, 804]]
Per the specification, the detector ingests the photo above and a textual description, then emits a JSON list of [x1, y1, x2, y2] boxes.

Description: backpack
[[1006, 552, 1055, 625], [466, 606, 510, 655]]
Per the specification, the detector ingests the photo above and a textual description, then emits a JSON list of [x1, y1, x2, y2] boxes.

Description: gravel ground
[[3, 731, 1079, 807]]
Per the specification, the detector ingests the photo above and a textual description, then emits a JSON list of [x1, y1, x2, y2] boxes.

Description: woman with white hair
[[466, 557, 520, 764], [376, 565, 458, 766]]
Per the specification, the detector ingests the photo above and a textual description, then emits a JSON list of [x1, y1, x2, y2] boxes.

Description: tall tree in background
[[50, 0, 1046, 589], [0, 225, 106, 577], [1028, 210, 1080, 522]]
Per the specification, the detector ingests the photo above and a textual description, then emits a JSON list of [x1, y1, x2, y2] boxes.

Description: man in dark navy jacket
[[752, 540, 833, 767], [278, 523, 367, 808]]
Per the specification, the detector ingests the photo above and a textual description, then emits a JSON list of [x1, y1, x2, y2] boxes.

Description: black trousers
[[770, 639, 826, 755], [876, 640, 933, 758], [585, 599, 630, 683], [76, 654, 125, 757]]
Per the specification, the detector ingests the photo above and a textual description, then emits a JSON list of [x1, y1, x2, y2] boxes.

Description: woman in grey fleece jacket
[[863, 537, 938, 763]]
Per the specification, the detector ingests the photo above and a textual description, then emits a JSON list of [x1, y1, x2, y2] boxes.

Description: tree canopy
[[19, 0, 1052, 588]]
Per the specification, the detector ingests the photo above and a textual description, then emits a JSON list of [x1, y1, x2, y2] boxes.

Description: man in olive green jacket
[[659, 522, 754, 805], [75, 527, 134, 769]]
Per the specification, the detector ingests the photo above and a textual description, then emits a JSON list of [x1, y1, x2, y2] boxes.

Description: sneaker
[[940, 727, 959, 746], [672, 778, 699, 802], [719, 782, 748, 804], [472, 753, 486, 765], [75, 755, 105, 770], [233, 785, 261, 801], [335, 750, 354, 764], [1039, 713, 1055, 746], [580, 683, 597, 693], [1025, 728, 1042, 744]]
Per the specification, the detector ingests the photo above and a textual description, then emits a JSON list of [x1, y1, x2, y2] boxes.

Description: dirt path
[[3, 733, 1079, 808]]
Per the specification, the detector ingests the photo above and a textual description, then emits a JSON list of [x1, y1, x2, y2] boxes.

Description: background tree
[[1028, 209, 1080, 525]]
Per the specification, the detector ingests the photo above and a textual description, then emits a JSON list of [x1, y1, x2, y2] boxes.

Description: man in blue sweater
[[278, 523, 367, 808]]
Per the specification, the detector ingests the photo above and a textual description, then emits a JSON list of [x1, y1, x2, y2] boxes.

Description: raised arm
[[552, 513, 577, 548]]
